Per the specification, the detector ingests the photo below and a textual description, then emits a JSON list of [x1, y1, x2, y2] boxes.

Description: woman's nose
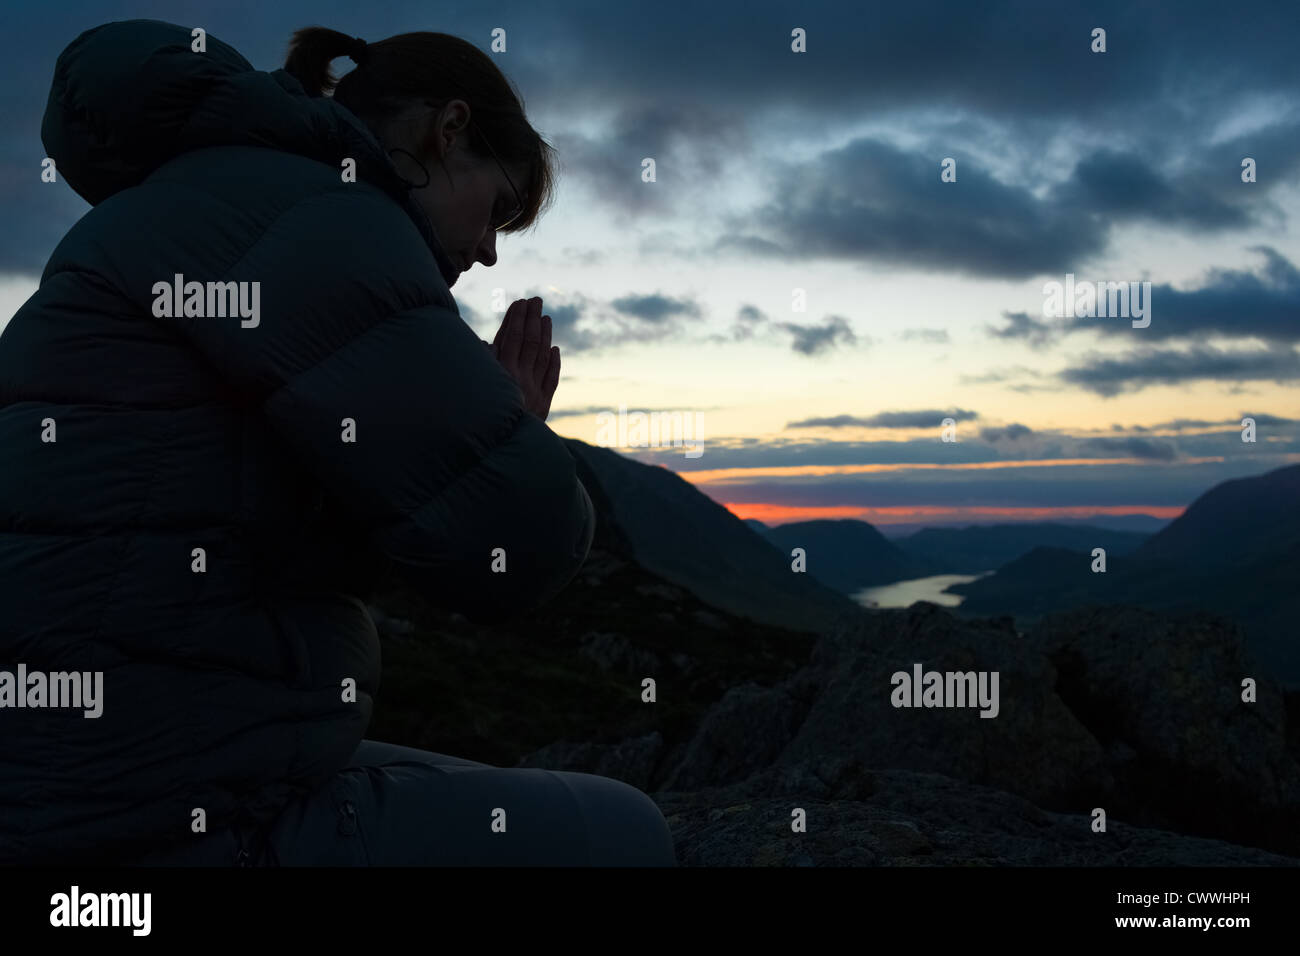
[[474, 231, 498, 268]]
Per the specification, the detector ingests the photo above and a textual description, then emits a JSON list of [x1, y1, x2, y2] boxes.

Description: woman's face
[[399, 100, 529, 287]]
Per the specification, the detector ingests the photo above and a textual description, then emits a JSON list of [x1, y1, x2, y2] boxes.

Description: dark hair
[[283, 26, 556, 234]]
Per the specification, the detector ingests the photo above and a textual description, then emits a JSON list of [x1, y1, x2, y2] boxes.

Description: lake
[[853, 571, 994, 609]]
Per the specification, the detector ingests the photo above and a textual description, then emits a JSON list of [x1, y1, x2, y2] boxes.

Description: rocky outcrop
[[653, 757, 1300, 866], [518, 602, 1300, 863], [1027, 605, 1300, 849]]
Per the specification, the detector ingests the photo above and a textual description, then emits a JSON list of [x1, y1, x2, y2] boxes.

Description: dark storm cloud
[[731, 137, 1106, 279], [6, 0, 1297, 280], [726, 127, 1293, 279], [548, 101, 750, 218], [521, 1, 1298, 137], [1062, 247, 1300, 345], [1049, 149, 1251, 230], [1058, 344, 1300, 396]]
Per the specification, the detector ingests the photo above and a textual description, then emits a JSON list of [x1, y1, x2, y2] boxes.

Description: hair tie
[[348, 37, 368, 64]]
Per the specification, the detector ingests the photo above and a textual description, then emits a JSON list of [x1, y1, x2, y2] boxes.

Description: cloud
[[787, 408, 980, 429], [1059, 344, 1300, 396], [1078, 436, 1179, 461], [609, 292, 703, 322], [546, 404, 615, 420], [1108, 414, 1295, 432], [724, 303, 770, 341], [1050, 149, 1251, 230], [900, 327, 950, 343], [980, 423, 1034, 442], [550, 403, 725, 420], [1239, 412, 1297, 425], [550, 100, 750, 218], [8, 1, 1299, 287], [984, 311, 1065, 349], [476, 289, 707, 352], [1062, 247, 1300, 344], [775, 314, 857, 355], [512, 2, 1299, 145], [540, 298, 602, 351], [959, 365, 1048, 386], [729, 137, 1107, 279]]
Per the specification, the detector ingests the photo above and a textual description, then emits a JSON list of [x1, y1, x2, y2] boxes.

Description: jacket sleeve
[[166, 185, 594, 623]]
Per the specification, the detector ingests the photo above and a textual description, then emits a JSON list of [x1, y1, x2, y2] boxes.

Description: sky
[[3, 0, 1298, 534]]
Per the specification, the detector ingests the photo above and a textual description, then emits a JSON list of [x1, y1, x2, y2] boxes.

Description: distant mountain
[[950, 464, 1300, 685], [743, 519, 769, 533], [946, 546, 1117, 618], [1132, 465, 1300, 569], [896, 523, 1151, 574], [562, 441, 860, 633], [878, 513, 1172, 538], [1043, 514, 1173, 535], [754, 519, 939, 594]]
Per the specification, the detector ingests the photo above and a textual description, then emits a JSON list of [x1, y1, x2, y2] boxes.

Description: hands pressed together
[[486, 296, 560, 422]]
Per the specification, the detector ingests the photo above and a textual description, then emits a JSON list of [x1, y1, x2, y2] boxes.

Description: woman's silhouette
[[0, 19, 675, 866]]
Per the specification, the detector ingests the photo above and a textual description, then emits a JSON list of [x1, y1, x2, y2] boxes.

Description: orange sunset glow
[[722, 502, 1188, 526]]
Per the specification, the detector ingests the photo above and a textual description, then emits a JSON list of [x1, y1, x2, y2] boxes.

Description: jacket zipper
[[339, 800, 358, 835], [234, 824, 251, 866]]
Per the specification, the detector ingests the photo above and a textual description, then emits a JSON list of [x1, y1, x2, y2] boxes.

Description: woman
[[0, 19, 676, 866]]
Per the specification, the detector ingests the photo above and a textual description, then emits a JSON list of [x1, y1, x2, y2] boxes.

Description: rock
[[577, 631, 663, 676], [669, 603, 1112, 806], [657, 671, 822, 791], [652, 601, 1300, 857], [1027, 605, 1300, 853], [653, 764, 1300, 866]]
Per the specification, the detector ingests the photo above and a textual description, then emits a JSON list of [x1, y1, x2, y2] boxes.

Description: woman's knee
[[552, 771, 677, 867]]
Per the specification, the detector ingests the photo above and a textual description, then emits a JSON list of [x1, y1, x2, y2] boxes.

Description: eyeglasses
[[423, 102, 524, 231], [474, 120, 525, 231]]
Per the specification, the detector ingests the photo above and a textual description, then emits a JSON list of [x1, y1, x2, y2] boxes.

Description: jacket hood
[[41, 18, 460, 288]]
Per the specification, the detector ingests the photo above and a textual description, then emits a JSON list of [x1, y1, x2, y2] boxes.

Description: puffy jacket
[[0, 19, 594, 864]]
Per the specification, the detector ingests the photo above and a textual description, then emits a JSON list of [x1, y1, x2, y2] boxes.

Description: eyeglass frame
[[423, 100, 524, 232]]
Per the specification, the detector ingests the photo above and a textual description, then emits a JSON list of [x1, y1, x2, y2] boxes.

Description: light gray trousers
[[131, 740, 678, 866]]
